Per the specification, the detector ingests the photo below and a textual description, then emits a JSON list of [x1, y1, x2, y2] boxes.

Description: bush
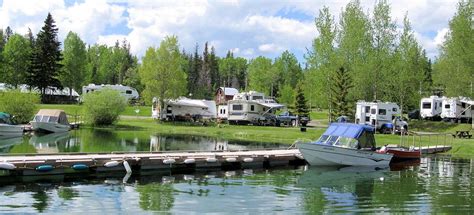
[[82, 89, 127, 126], [0, 91, 40, 124]]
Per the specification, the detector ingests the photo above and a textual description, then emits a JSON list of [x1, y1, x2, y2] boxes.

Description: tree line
[[1, 1, 472, 118]]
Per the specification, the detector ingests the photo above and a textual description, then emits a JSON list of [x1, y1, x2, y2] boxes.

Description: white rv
[[355, 101, 408, 133], [227, 91, 285, 125], [152, 97, 217, 121], [420, 96, 445, 120], [441, 97, 473, 122], [217, 105, 229, 120], [82, 84, 139, 101]]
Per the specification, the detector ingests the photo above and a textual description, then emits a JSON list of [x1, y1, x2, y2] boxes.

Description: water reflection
[[0, 129, 284, 154], [0, 157, 473, 213]]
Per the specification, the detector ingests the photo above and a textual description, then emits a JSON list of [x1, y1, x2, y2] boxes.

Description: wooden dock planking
[[0, 149, 304, 176]]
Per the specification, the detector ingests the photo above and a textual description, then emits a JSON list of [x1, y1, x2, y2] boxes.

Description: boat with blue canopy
[[296, 123, 393, 166], [0, 112, 24, 139]]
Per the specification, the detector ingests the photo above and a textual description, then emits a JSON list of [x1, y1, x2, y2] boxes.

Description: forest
[[0, 0, 472, 119]]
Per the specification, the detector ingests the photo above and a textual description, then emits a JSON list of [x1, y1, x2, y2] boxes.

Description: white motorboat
[[31, 109, 70, 133], [0, 112, 24, 138], [296, 123, 393, 166]]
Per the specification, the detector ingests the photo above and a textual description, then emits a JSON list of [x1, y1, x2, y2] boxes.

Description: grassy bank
[[37, 104, 152, 117]]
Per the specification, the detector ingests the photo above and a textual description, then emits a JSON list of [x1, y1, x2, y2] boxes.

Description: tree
[[198, 42, 212, 98], [60, 31, 87, 96], [330, 67, 353, 120], [27, 13, 63, 102], [274, 50, 302, 88], [247, 56, 275, 96], [187, 44, 202, 98], [2, 34, 32, 88], [4, 26, 13, 41], [139, 36, 187, 116], [82, 89, 127, 126], [294, 83, 309, 117], [278, 84, 295, 106], [433, 0, 474, 98]]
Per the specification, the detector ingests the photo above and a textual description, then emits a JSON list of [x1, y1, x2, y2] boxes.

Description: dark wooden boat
[[379, 146, 421, 161]]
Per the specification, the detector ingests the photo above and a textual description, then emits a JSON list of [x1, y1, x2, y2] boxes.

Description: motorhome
[[82, 84, 139, 101], [227, 91, 285, 125], [420, 96, 445, 120], [441, 97, 473, 122], [152, 97, 217, 121], [355, 101, 408, 133]]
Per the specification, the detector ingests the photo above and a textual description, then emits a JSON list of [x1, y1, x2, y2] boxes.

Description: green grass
[[37, 104, 152, 117]]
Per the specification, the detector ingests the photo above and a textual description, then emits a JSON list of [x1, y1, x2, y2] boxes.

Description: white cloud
[[0, 0, 459, 61]]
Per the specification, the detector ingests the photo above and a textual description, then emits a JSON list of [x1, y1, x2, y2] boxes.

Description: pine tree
[[27, 13, 63, 102], [329, 67, 353, 121], [4, 26, 13, 41], [294, 83, 309, 117], [198, 42, 212, 98]]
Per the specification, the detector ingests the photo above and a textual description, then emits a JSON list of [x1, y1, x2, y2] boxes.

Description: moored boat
[[296, 123, 393, 166], [0, 112, 24, 138], [31, 109, 70, 133], [379, 145, 421, 160]]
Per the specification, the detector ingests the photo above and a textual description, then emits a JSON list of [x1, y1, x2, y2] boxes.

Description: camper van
[[227, 91, 285, 125], [355, 101, 408, 133], [82, 84, 139, 101], [441, 97, 473, 122], [152, 97, 217, 121], [420, 96, 445, 120]]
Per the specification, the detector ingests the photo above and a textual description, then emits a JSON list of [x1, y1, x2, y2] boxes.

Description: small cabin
[[215, 87, 239, 105]]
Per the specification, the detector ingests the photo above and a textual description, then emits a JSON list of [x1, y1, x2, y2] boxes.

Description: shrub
[[82, 89, 127, 126], [0, 90, 40, 124]]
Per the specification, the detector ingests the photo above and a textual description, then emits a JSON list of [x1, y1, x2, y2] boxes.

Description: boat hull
[[386, 147, 421, 160], [0, 124, 24, 138], [297, 143, 393, 166], [31, 122, 70, 133]]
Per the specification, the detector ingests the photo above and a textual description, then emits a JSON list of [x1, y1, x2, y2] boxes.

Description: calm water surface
[[0, 130, 473, 213]]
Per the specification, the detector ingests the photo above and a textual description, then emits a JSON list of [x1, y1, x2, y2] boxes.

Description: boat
[[0, 112, 24, 138], [378, 145, 421, 161], [296, 123, 393, 166], [30, 109, 70, 133]]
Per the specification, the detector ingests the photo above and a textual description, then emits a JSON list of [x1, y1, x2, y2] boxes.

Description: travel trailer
[[355, 101, 408, 134], [420, 96, 445, 120], [82, 84, 139, 101], [1, 83, 80, 103], [227, 91, 285, 125], [217, 105, 229, 120], [152, 97, 217, 121], [441, 97, 473, 122]]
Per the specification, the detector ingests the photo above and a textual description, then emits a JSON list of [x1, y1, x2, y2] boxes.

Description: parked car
[[277, 111, 310, 127]]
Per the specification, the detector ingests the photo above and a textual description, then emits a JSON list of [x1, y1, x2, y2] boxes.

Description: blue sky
[[0, 0, 458, 63]]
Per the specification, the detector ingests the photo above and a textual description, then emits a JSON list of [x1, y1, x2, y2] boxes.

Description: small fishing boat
[[0, 112, 24, 138], [31, 109, 70, 133], [378, 145, 421, 160], [296, 123, 393, 166]]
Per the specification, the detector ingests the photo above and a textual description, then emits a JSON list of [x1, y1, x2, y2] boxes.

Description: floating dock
[[0, 149, 305, 177]]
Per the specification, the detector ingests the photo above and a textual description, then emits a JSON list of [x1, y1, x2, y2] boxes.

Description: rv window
[[252, 96, 263, 100], [125, 90, 132, 94], [364, 106, 370, 113], [233, 104, 243, 111], [370, 109, 376, 114], [379, 109, 386, 115], [223, 109, 226, 114], [365, 116, 370, 122], [250, 105, 255, 111], [422, 102, 431, 109], [392, 107, 397, 112], [434, 103, 437, 109], [445, 104, 450, 109]]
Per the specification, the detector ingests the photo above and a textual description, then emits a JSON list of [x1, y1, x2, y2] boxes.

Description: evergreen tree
[[294, 83, 309, 117], [4, 26, 13, 41], [209, 46, 220, 90], [187, 44, 201, 98], [27, 13, 63, 101], [0, 29, 5, 82], [198, 42, 212, 98], [329, 67, 353, 120]]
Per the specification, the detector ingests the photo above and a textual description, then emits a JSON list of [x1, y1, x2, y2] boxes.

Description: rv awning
[[259, 102, 285, 109], [322, 123, 374, 139]]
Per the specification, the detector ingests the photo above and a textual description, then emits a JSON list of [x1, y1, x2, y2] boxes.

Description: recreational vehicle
[[82, 84, 139, 101], [152, 97, 217, 121], [227, 91, 285, 125], [355, 101, 408, 133], [441, 97, 473, 122], [420, 96, 445, 120]]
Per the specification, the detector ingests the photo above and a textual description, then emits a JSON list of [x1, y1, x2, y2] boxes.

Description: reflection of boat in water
[[297, 123, 393, 166], [0, 136, 23, 150], [297, 166, 389, 188], [29, 132, 70, 153]]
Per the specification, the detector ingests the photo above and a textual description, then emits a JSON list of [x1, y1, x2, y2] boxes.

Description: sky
[[0, 0, 459, 63]]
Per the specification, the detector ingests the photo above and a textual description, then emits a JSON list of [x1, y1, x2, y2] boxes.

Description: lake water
[[1, 130, 473, 213], [0, 156, 473, 213], [0, 129, 285, 154]]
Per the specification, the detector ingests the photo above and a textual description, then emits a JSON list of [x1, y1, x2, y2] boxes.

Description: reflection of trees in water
[[57, 187, 79, 200], [303, 188, 327, 214], [80, 129, 127, 152], [8, 137, 36, 154], [136, 182, 174, 212], [32, 191, 49, 213]]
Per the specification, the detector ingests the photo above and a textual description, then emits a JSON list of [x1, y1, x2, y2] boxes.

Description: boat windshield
[[317, 135, 359, 149]]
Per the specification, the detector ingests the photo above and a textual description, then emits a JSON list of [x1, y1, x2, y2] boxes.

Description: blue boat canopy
[[322, 123, 374, 139], [0, 112, 13, 124]]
